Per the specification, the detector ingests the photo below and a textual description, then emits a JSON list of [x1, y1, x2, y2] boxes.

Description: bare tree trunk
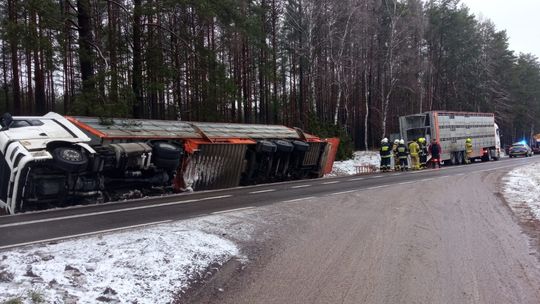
[[32, 10, 46, 114], [107, 0, 118, 105], [8, 0, 21, 114], [332, 4, 356, 125], [132, 0, 143, 118], [77, 0, 95, 115]]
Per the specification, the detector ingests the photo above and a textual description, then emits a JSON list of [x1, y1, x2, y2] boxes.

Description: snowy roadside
[[0, 209, 266, 304], [503, 162, 540, 221], [326, 151, 380, 177]]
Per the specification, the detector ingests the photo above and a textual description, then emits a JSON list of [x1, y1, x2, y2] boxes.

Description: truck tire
[[154, 157, 180, 170], [292, 140, 310, 152], [274, 140, 294, 153], [491, 149, 499, 161], [457, 151, 464, 165], [153, 142, 183, 160], [256, 140, 277, 153], [450, 152, 457, 166], [52, 146, 89, 172]]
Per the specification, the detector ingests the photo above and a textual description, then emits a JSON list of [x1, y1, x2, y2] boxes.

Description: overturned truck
[[0, 113, 339, 214]]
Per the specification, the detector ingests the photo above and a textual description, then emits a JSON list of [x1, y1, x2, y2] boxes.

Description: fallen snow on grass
[[0, 210, 263, 304], [503, 162, 540, 221], [327, 151, 380, 177]]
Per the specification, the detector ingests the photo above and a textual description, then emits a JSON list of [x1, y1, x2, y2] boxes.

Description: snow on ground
[[0, 209, 264, 304], [503, 162, 540, 221], [327, 151, 380, 177]]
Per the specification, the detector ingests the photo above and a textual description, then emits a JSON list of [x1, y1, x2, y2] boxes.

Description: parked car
[[508, 142, 533, 158]]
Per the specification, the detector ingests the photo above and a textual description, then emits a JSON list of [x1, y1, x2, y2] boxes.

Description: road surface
[[185, 158, 540, 304], [0, 157, 533, 250]]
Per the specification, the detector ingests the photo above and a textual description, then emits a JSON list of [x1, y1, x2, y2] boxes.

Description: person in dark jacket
[[379, 138, 392, 172], [428, 138, 442, 168], [397, 139, 409, 171]]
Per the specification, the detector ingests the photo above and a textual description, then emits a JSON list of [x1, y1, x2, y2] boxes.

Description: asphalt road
[[188, 156, 540, 304], [0, 157, 536, 251]]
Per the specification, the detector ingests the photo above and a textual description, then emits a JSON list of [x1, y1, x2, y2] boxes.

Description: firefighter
[[465, 138, 473, 164], [408, 139, 420, 170], [392, 139, 400, 171], [397, 139, 409, 171], [428, 138, 442, 169], [379, 138, 392, 172], [418, 137, 428, 169]]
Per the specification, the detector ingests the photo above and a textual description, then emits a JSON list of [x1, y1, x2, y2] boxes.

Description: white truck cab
[[0, 113, 97, 214], [0, 112, 179, 214]]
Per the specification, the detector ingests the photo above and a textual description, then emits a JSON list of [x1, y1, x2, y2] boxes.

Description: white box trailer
[[399, 111, 501, 165]]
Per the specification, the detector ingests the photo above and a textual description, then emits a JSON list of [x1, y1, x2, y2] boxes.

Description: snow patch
[[503, 162, 540, 221], [0, 210, 264, 303], [327, 151, 380, 177]]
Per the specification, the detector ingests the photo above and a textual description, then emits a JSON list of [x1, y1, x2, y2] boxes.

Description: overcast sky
[[460, 0, 540, 58]]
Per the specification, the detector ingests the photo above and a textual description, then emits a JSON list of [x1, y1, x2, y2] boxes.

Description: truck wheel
[[52, 146, 89, 172], [491, 149, 499, 161], [274, 140, 294, 153], [457, 152, 464, 165], [450, 153, 457, 166], [154, 157, 180, 170], [153, 142, 183, 160]]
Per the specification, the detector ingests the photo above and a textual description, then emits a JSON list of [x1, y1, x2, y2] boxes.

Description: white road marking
[[348, 177, 365, 181], [282, 196, 316, 203], [321, 181, 340, 185], [329, 190, 357, 196], [364, 185, 389, 190], [371, 175, 384, 178], [0, 220, 173, 251], [397, 181, 415, 185], [211, 206, 254, 215], [249, 189, 276, 194], [291, 184, 311, 189], [0, 195, 233, 228]]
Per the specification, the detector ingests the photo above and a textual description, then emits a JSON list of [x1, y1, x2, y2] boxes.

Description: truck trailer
[[399, 111, 500, 165], [0, 112, 338, 214]]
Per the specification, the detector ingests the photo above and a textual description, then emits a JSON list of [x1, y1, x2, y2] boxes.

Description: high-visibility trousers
[[410, 153, 420, 169], [465, 151, 473, 164]]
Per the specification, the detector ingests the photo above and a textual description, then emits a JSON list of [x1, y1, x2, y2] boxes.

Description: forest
[[1, 0, 539, 156]]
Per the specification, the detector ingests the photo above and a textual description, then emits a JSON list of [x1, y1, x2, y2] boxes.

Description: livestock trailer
[[399, 111, 500, 164], [0, 112, 338, 214]]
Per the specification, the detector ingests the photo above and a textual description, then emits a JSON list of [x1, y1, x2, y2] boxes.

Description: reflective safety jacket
[[408, 141, 420, 156], [465, 142, 473, 154], [397, 144, 409, 159], [380, 142, 392, 158], [419, 142, 428, 156]]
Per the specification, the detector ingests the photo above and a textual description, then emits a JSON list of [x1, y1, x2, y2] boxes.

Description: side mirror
[[0, 113, 13, 130]]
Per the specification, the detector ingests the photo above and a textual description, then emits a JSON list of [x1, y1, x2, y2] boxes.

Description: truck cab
[[0, 113, 97, 214]]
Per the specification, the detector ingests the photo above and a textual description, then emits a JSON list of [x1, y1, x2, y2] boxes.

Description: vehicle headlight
[[31, 151, 52, 158]]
